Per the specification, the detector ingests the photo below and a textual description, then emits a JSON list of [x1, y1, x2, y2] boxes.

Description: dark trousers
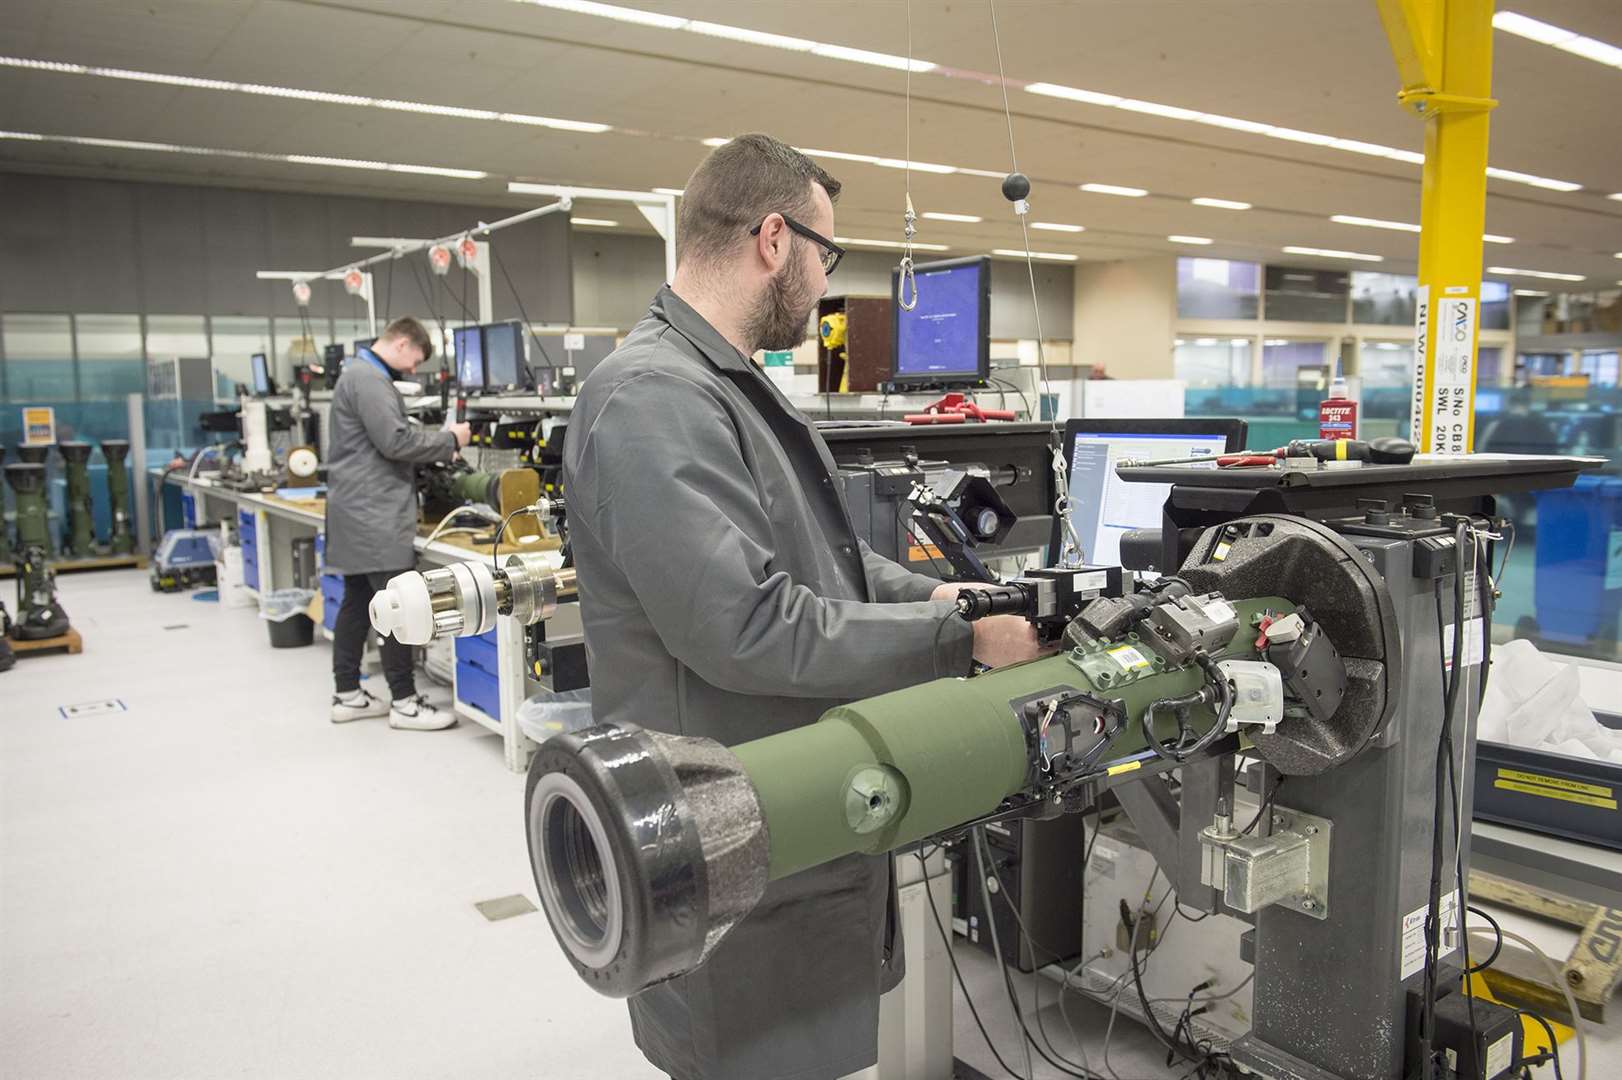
[[332, 569, 416, 701]]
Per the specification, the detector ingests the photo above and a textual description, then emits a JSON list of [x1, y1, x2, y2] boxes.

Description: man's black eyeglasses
[[749, 214, 845, 275]]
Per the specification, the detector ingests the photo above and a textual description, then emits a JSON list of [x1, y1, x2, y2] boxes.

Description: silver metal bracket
[[1199, 803, 1331, 920]]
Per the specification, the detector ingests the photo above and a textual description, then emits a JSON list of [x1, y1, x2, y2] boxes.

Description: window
[[145, 315, 208, 360], [211, 316, 272, 396], [1261, 339, 1328, 389], [1359, 341, 1414, 389], [1265, 266, 1349, 323], [1480, 281, 1510, 331], [1578, 350, 1620, 387], [1351, 273, 1418, 326], [1, 313, 75, 403], [1176, 258, 1260, 319], [76, 315, 146, 425], [1173, 336, 1252, 388]]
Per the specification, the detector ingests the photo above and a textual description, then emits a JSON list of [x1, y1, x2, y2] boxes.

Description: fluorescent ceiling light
[[1494, 11, 1622, 68], [1266, 127, 1338, 147], [835, 236, 949, 252], [684, 20, 815, 51], [1331, 214, 1420, 233], [1265, 339, 1289, 346], [1486, 265, 1586, 281], [1115, 98, 1202, 121], [1024, 82, 1122, 107], [1484, 166, 1581, 192], [1190, 113, 1277, 135], [0, 129, 487, 179], [570, 217, 619, 227], [515, 0, 687, 28], [1194, 338, 1219, 346], [1230, 338, 1251, 346], [1374, 342, 1403, 350], [1610, 194, 1622, 202], [1483, 234, 1515, 244], [992, 248, 1078, 261], [798, 147, 955, 174], [1513, 289, 1549, 297], [1168, 235, 1213, 245], [1282, 245, 1383, 262], [810, 44, 935, 72], [1174, 339, 1187, 347], [1081, 183, 1147, 198], [0, 55, 611, 133], [700, 137, 730, 147], [1031, 222, 1085, 232], [652, 187, 684, 197], [921, 211, 982, 223], [1191, 197, 1251, 210]]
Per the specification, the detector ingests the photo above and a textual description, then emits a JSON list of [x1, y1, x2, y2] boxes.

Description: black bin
[[267, 613, 315, 648]]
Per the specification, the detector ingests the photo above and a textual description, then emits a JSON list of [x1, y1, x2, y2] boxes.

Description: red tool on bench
[[902, 392, 1017, 425]]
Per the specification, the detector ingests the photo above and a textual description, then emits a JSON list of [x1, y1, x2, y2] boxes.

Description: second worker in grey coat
[[562, 135, 1044, 1080]]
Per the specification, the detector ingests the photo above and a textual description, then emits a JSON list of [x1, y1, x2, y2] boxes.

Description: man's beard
[[743, 246, 816, 354]]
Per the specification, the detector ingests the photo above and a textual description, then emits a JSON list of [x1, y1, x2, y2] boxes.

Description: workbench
[[158, 469, 564, 771]]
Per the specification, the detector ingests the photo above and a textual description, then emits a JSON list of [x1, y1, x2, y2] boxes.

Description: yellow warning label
[[1493, 779, 1617, 811], [1107, 760, 1143, 777], [1212, 541, 1232, 562], [907, 544, 943, 562], [1496, 768, 1612, 799], [1107, 645, 1151, 671]]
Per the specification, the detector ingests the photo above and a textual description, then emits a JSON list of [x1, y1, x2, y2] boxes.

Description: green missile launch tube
[[736, 596, 1283, 880], [5, 462, 51, 551], [101, 440, 134, 555], [59, 441, 95, 557], [527, 594, 1289, 996]]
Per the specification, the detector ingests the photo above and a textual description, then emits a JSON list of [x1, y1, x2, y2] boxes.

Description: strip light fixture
[[1331, 213, 1516, 244], [0, 129, 488, 178], [570, 217, 619, 227], [511, 0, 935, 71], [992, 248, 1078, 261], [1080, 183, 1148, 197], [1282, 245, 1384, 262], [0, 55, 610, 133], [1168, 235, 1213, 245], [1486, 265, 1586, 281], [1192, 197, 1252, 210], [1493, 12, 1622, 70], [835, 237, 950, 252], [1030, 222, 1085, 232], [920, 211, 983, 223]]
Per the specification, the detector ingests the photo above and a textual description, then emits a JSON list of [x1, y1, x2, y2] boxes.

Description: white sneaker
[[331, 688, 390, 723], [389, 694, 458, 731]]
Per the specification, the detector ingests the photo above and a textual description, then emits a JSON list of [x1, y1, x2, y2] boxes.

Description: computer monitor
[[249, 352, 272, 397], [890, 255, 991, 390], [353, 338, 373, 357], [482, 320, 527, 389], [453, 325, 484, 389], [1049, 418, 1247, 567]]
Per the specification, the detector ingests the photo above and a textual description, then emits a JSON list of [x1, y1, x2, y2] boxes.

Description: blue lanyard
[[355, 345, 392, 379]]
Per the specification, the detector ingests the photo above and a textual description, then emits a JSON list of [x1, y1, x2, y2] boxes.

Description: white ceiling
[[0, 0, 1619, 289]]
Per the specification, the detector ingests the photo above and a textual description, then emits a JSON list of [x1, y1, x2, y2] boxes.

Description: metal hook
[[898, 257, 919, 311]]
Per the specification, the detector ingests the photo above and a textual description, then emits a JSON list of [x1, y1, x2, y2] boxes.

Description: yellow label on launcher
[[1493, 779, 1617, 811], [1496, 768, 1612, 799], [1107, 645, 1151, 671]]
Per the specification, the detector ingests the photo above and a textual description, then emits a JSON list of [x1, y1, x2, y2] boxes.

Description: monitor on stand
[[481, 320, 528, 391], [249, 352, 274, 397], [888, 255, 991, 392], [454, 325, 485, 391], [1049, 418, 1247, 567]]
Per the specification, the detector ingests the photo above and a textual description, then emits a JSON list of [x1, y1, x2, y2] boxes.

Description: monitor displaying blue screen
[[483, 321, 525, 388], [250, 352, 270, 396], [893, 257, 988, 382], [454, 326, 484, 388]]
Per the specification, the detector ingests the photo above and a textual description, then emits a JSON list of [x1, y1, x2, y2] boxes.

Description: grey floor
[[1, 570, 1612, 1079]]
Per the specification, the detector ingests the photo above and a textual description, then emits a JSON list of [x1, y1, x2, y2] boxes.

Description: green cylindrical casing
[[101, 440, 134, 555], [5, 463, 51, 551], [733, 596, 1287, 880], [59, 442, 95, 557]]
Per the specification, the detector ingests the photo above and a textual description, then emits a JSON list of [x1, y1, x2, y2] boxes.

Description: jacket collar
[[354, 345, 393, 380], [652, 285, 756, 375]]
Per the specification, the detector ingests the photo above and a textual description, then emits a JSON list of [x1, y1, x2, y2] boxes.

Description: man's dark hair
[[677, 133, 841, 268], [379, 316, 433, 362]]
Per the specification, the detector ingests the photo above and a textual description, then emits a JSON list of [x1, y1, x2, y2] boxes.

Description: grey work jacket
[[563, 286, 975, 1080], [323, 349, 456, 575]]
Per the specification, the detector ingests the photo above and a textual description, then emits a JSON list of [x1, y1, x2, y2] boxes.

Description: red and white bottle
[[1318, 371, 1358, 441]]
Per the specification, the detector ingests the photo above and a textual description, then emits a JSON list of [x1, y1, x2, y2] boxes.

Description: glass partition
[[1265, 266, 1348, 322], [1351, 272, 1418, 326], [1176, 257, 1260, 319], [1174, 336, 1252, 388]]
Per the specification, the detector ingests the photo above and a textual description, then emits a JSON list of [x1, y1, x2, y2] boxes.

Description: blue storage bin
[[1533, 475, 1622, 647], [454, 628, 499, 676], [455, 660, 500, 718]]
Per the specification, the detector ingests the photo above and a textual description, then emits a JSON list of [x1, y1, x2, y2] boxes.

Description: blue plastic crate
[[455, 660, 500, 718], [1533, 475, 1622, 646], [454, 628, 499, 676]]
